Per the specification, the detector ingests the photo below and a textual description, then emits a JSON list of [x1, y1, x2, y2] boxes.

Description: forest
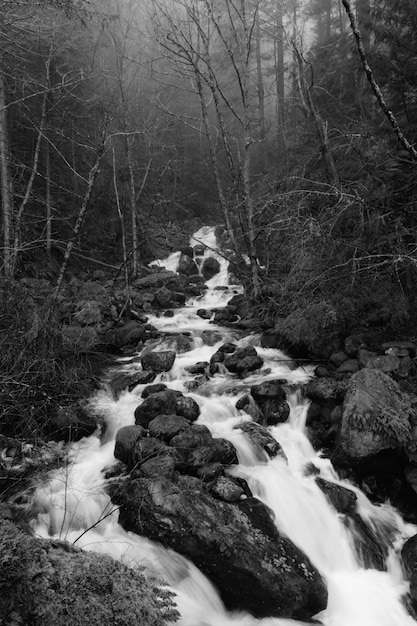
[[2, 1, 417, 623], [1, 0, 417, 331]]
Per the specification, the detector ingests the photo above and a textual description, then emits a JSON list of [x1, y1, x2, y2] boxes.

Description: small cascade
[[30, 226, 417, 626]]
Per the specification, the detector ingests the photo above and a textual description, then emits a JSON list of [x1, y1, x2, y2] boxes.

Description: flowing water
[[31, 227, 417, 626]]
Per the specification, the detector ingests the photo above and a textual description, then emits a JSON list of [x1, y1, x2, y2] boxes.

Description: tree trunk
[[294, 44, 340, 188], [54, 127, 107, 297], [275, 0, 286, 154], [342, 0, 417, 160], [112, 147, 129, 289], [0, 65, 13, 277], [45, 139, 52, 256]]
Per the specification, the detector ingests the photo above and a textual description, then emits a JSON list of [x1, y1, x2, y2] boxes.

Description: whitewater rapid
[[31, 226, 417, 626]]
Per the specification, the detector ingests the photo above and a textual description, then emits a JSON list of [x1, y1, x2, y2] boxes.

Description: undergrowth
[[0, 516, 179, 625], [0, 279, 96, 441]]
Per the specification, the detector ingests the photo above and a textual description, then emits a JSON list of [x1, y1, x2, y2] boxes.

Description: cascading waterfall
[[31, 226, 417, 626]]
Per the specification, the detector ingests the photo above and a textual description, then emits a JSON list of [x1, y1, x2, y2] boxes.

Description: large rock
[[78, 281, 110, 306], [177, 253, 199, 276], [201, 257, 221, 280], [47, 403, 98, 442], [114, 425, 147, 465], [134, 390, 179, 428], [401, 534, 417, 610], [237, 422, 287, 460], [106, 321, 146, 347], [224, 346, 264, 376], [332, 368, 415, 466], [141, 350, 176, 372], [250, 380, 290, 425], [111, 478, 328, 619], [133, 270, 177, 289]]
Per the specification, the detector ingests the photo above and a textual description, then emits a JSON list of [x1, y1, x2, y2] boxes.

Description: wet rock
[[180, 246, 194, 258], [209, 438, 238, 465], [305, 378, 348, 403], [141, 350, 176, 372], [365, 355, 400, 375], [381, 340, 416, 358], [134, 390, 179, 428], [175, 395, 200, 421], [112, 480, 328, 619], [218, 343, 237, 353], [201, 257, 221, 280], [154, 286, 173, 308], [237, 422, 287, 460], [185, 362, 209, 375], [170, 425, 213, 457], [224, 346, 264, 376], [148, 414, 191, 442], [211, 476, 245, 502], [133, 437, 172, 466], [344, 334, 368, 357], [336, 359, 359, 375], [78, 280, 110, 306], [134, 270, 177, 289], [329, 351, 349, 367], [398, 356, 415, 378], [197, 309, 211, 319], [109, 321, 146, 347], [193, 244, 205, 256], [114, 425, 147, 466], [197, 462, 224, 481], [250, 380, 289, 425], [177, 253, 199, 276], [332, 369, 416, 466], [401, 534, 417, 609], [315, 478, 357, 514], [140, 455, 176, 479], [357, 349, 377, 368], [209, 349, 225, 374], [141, 383, 168, 398]]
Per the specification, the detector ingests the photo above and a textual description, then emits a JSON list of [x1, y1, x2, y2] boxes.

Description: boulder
[[141, 383, 168, 398], [315, 478, 357, 514], [185, 362, 209, 375], [134, 390, 179, 428], [336, 359, 359, 375], [141, 350, 176, 372], [78, 281, 110, 306], [111, 479, 328, 619], [133, 271, 177, 289], [107, 321, 146, 347], [365, 354, 400, 375], [114, 425, 147, 465], [237, 422, 287, 460], [332, 369, 415, 466], [154, 286, 173, 308], [381, 340, 416, 358], [177, 253, 199, 276], [175, 395, 200, 421], [211, 476, 246, 502], [250, 380, 289, 425], [148, 414, 191, 442], [197, 309, 211, 320], [201, 257, 221, 280], [140, 455, 176, 479], [224, 346, 264, 376], [401, 534, 417, 610]]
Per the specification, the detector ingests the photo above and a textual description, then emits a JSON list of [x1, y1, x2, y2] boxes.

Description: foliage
[[0, 516, 179, 625], [0, 279, 96, 440]]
